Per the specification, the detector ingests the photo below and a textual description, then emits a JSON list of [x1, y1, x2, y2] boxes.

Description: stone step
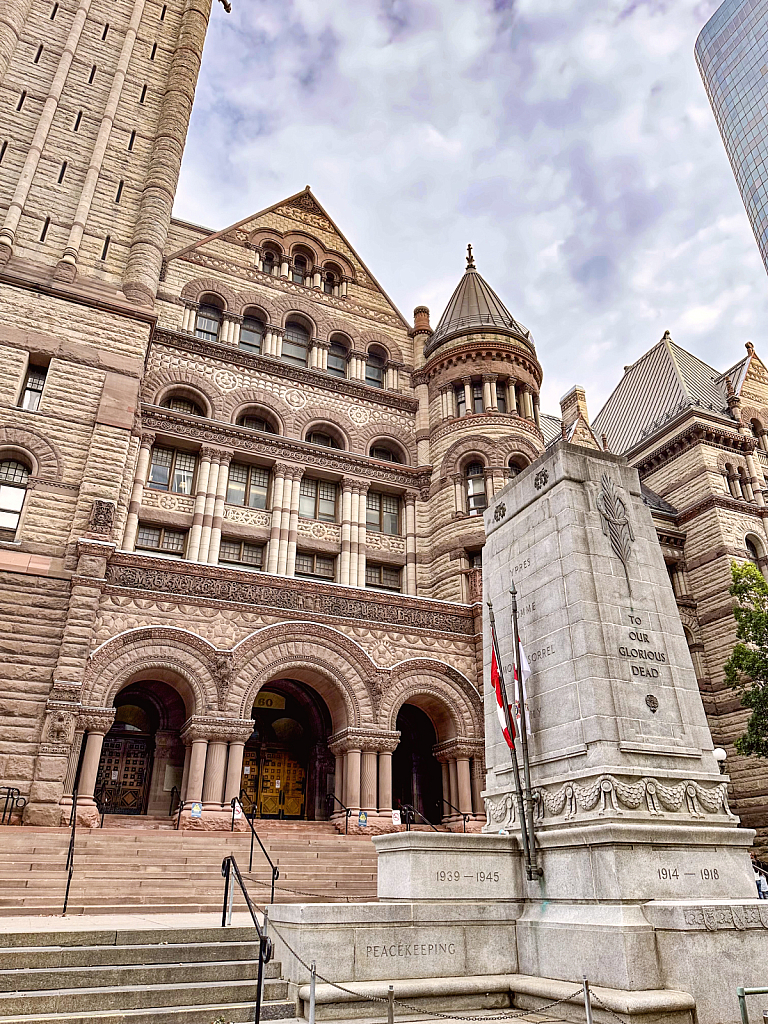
[[0, 998, 296, 1024], [0, 941, 279, 971], [0, 959, 280, 993], [0, 978, 287, 1015]]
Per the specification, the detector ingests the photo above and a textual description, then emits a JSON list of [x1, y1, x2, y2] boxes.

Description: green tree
[[724, 560, 768, 758]]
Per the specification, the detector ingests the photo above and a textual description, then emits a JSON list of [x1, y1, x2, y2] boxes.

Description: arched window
[[283, 320, 310, 367], [327, 337, 348, 378], [162, 395, 204, 416], [195, 299, 223, 342], [365, 349, 386, 389], [746, 537, 761, 567], [370, 444, 402, 464], [240, 315, 264, 354], [292, 254, 308, 284], [323, 271, 336, 295], [308, 430, 340, 449], [261, 248, 278, 276], [0, 458, 30, 541], [465, 462, 487, 515], [237, 413, 276, 434], [507, 457, 527, 477]]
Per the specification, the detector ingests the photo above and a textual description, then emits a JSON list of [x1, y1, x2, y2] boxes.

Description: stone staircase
[[0, 922, 295, 1023], [0, 821, 378, 916]]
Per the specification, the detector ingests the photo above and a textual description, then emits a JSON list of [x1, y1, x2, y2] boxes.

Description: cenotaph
[[269, 440, 768, 1024]]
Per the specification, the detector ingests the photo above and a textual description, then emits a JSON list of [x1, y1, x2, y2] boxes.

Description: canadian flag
[[514, 640, 532, 737], [491, 640, 516, 750]]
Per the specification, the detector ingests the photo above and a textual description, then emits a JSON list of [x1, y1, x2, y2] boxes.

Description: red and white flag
[[514, 639, 532, 737], [491, 631, 516, 750]]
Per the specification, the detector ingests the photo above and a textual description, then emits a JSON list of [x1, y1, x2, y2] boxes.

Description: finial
[[466, 244, 475, 269], [746, 341, 755, 356], [217, 0, 232, 12]]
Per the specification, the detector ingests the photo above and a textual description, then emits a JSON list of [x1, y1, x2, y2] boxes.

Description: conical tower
[[413, 248, 545, 604]]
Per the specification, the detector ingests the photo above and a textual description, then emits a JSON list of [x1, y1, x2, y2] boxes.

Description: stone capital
[[433, 737, 483, 761], [181, 716, 253, 744], [328, 727, 400, 754], [77, 707, 116, 734], [140, 433, 156, 450], [482, 373, 498, 383], [200, 446, 219, 460]]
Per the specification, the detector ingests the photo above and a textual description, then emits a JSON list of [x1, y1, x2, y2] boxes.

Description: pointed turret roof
[[425, 247, 533, 356]]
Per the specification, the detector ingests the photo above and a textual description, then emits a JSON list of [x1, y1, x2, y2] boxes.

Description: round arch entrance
[[94, 681, 187, 816], [242, 679, 334, 820], [392, 704, 443, 825]]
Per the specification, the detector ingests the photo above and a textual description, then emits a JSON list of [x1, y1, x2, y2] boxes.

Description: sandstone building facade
[[0, 0, 764, 843]]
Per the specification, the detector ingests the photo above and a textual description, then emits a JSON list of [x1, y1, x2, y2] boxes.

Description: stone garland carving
[[484, 775, 733, 829], [104, 558, 476, 636]]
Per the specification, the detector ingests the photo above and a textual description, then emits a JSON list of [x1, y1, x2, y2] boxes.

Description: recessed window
[[262, 251, 276, 275], [50, 4, 59, 19], [472, 382, 484, 414], [295, 551, 335, 581], [370, 445, 402, 464], [746, 538, 761, 567], [238, 414, 275, 434], [147, 447, 196, 494], [365, 352, 385, 389], [136, 523, 186, 556], [226, 463, 270, 509], [160, 4, 167, 19], [308, 431, 339, 449], [291, 254, 308, 284], [100, 235, 110, 260], [496, 382, 507, 414], [365, 563, 401, 592], [468, 550, 482, 569], [139, 83, 147, 103], [16, 91, 26, 111], [282, 321, 309, 367], [127, 130, 136, 151], [195, 303, 222, 342], [323, 271, 336, 294], [219, 538, 264, 569], [162, 395, 203, 416], [73, 110, 82, 131], [34, 45, 43, 64], [299, 478, 337, 521], [240, 315, 264, 354], [0, 459, 30, 542], [465, 462, 487, 515], [88, 65, 96, 84], [150, 42, 157, 60], [102, 23, 109, 40], [327, 340, 347, 378], [39, 217, 50, 242], [57, 161, 67, 184], [0, 141, 7, 165], [366, 491, 400, 534], [508, 458, 526, 477], [19, 365, 47, 411], [115, 180, 124, 203]]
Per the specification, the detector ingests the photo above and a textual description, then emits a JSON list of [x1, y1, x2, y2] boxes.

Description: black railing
[[0, 786, 26, 825], [168, 786, 181, 817], [441, 797, 470, 833], [326, 793, 352, 834], [221, 854, 273, 1024], [63, 788, 78, 915], [238, 788, 257, 816], [400, 803, 439, 832], [175, 799, 187, 830], [230, 797, 279, 904]]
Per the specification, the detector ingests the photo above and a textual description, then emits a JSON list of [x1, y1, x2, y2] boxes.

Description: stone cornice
[[152, 329, 418, 412], [429, 411, 544, 452], [141, 407, 432, 497], [103, 552, 477, 637], [415, 339, 542, 388], [633, 420, 753, 477], [676, 492, 767, 527]]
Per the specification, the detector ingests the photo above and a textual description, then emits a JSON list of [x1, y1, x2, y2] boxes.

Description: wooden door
[[257, 746, 306, 819], [240, 747, 260, 811], [95, 736, 152, 814]]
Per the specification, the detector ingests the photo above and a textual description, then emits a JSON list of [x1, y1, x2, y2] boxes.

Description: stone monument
[[270, 440, 768, 1024]]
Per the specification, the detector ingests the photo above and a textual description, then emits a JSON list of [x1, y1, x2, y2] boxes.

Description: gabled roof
[[540, 413, 564, 447], [591, 331, 732, 455], [425, 248, 533, 356], [166, 186, 409, 329], [641, 483, 678, 517]]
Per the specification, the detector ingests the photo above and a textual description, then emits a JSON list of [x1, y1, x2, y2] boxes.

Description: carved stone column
[[405, 493, 417, 596], [196, 452, 221, 563], [224, 721, 257, 805], [180, 719, 210, 805], [267, 467, 287, 574], [208, 453, 233, 564], [360, 750, 378, 813], [187, 447, 215, 561], [349, 484, 361, 584], [339, 478, 354, 585], [285, 467, 305, 577], [482, 374, 496, 412], [357, 482, 369, 588], [462, 378, 473, 416], [76, 709, 116, 804], [123, 433, 155, 551]]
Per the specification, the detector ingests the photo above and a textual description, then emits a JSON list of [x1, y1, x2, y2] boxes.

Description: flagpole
[[509, 582, 542, 879], [487, 599, 531, 878]]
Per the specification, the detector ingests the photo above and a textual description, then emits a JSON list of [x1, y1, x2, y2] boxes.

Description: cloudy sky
[[174, 0, 768, 418]]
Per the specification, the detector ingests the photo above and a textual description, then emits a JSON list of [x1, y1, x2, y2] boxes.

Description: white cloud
[[175, 0, 768, 417]]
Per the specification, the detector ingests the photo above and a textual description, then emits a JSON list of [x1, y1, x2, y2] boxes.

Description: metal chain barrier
[[266, 917, 583, 1022], [244, 875, 368, 903]]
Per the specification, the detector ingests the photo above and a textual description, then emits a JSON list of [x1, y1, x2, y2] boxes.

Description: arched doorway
[[392, 704, 443, 825], [94, 681, 187, 816], [242, 679, 334, 820]]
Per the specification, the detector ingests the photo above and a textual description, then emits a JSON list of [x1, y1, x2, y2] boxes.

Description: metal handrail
[[168, 786, 181, 817], [326, 793, 352, 834], [221, 854, 273, 1024], [230, 797, 279, 904], [400, 803, 439, 832], [63, 788, 78, 915], [0, 786, 26, 825], [441, 797, 470, 833], [238, 788, 258, 816], [737, 985, 768, 1024], [175, 799, 186, 830]]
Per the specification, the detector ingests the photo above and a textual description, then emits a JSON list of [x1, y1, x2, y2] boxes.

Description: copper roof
[[426, 252, 532, 355]]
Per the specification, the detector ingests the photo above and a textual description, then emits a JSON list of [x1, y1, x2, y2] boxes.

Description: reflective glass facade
[[696, 0, 768, 274]]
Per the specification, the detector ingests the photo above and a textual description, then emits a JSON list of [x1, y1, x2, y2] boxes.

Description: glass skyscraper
[[696, 0, 768, 275]]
